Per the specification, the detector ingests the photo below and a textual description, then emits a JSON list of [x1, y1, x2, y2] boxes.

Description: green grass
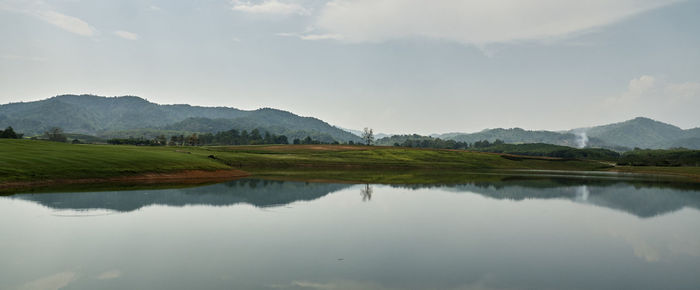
[[1, 140, 677, 186], [0, 139, 229, 182], [206, 145, 609, 172]]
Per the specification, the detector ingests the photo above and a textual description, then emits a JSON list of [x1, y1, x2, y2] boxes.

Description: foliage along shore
[[1, 139, 699, 192]]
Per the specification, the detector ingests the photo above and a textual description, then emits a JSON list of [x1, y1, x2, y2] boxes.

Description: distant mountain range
[[0, 94, 361, 143], [425, 117, 700, 150], [1, 95, 697, 150]]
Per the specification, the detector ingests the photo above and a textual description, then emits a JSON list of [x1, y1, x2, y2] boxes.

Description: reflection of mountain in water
[[11, 179, 352, 212], [396, 178, 700, 218], [8, 177, 700, 218]]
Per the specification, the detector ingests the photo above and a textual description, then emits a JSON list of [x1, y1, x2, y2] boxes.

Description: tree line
[[393, 137, 500, 149], [617, 148, 700, 166], [107, 128, 341, 146], [0, 126, 22, 139]]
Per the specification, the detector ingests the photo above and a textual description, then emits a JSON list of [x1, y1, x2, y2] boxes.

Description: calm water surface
[[1, 178, 700, 290]]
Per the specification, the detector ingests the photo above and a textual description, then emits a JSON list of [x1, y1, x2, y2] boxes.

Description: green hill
[[435, 128, 614, 149], [574, 117, 692, 149], [436, 117, 699, 150], [165, 108, 356, 142], [0, 95, 361, 143]]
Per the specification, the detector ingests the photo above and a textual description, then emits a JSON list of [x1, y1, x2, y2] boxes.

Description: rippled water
[[1, 178, 699, 290]]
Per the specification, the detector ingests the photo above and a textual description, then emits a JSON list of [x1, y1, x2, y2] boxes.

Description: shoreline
[[2, 140, 699, 193], [2, 167, 699, 195], [0, 169, 250, 192]]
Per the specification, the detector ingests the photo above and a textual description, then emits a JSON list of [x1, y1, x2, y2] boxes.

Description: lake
[[1, 177, 700, 290]]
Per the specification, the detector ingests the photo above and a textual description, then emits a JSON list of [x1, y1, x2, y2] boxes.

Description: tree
[[155, 135, 167, 145], [186, 133, 199, 146], [0, 126, 19, 139], [361, 127, 374, 146], [250, 129, 262, 143], [275, 135, 288, 144], [46, 127, 67, 142]]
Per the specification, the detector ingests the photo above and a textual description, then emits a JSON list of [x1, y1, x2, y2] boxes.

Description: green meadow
[[205, 145, 608, 171], [3, 139, 699, 187], [0, 139, 229, 183]]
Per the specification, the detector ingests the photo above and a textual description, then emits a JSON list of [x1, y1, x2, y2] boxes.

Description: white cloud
[[627, 75, 658, 96], [276, 32, 343, 40], [611, 75, 700, 104], [35, 10, 96, 36], [605, 75, 700, 125], [232, 0, 309, 15], [313, 0, 679, 45], [299, 33, 343, 40], [96, 270, 122, 280], [16, 272, 77, 290], [0, 1, 97, 37], [114, 30, 139, 40]]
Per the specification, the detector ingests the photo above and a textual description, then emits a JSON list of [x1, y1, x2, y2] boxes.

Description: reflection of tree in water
[[360, 184, 373, 202]]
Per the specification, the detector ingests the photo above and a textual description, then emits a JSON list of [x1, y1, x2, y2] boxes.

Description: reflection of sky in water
[[1, 179, 699, 290]]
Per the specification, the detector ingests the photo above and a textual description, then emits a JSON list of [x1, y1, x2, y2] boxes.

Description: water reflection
[[8, 179, 351, 212], [418, 179, 700, 218], [7, 177, 700, 218], [1, 176, 699, 290], [360, 184, 373, 202]]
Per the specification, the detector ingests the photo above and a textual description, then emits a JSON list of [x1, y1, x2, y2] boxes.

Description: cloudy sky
[[1, 0, 699, 134]]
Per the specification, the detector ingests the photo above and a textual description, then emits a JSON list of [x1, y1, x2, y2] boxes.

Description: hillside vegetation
[[470, 143, 621, 161], [435, 117, 700, 150], [577, 117, 700, 149], [0, 94, 361, 143], [2, 95, 698, 149], [376, 135, 620, 160], [618, 149, 700, 167], [436, 128, 604, 148]]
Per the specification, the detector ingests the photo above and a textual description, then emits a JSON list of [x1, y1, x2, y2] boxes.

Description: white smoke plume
[[575, 131, 589, 148]]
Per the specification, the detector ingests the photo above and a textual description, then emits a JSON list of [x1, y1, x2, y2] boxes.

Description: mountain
[[0, 94, 361, 143], [434, 128, 613, 149], [164, 109, 358, 142], [2, 95, 696, 149], [571, 117, 698, 149], [433, 117, 699, 150]]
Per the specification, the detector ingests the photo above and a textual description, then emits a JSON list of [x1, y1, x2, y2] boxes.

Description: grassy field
[[0, 139, 230, 183], [205, 145, 608, 171], [3, 139, 698, 187]]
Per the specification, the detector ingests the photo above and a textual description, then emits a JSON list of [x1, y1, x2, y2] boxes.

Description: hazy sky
[[1, 0, 699, 134]]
